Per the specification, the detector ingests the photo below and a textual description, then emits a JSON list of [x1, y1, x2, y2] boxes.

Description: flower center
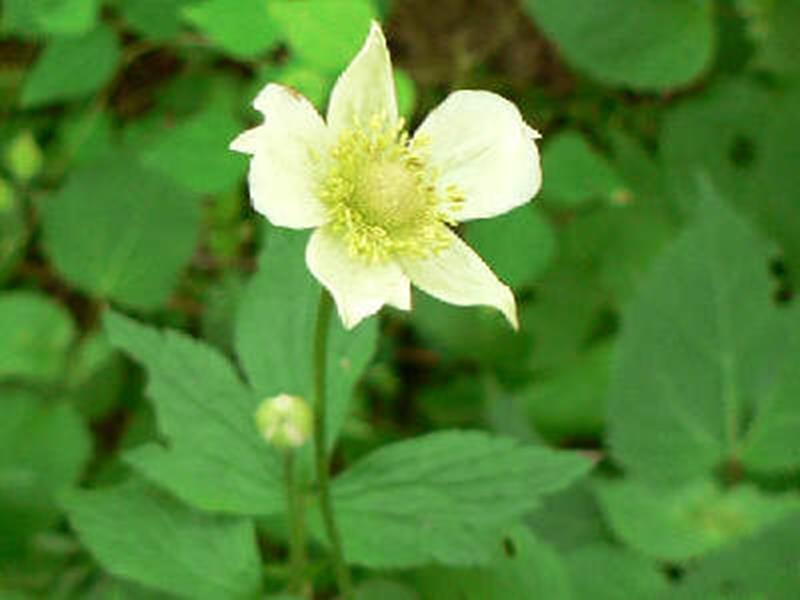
[[351, 160, 425, 230], [317, 115, 463, 264]]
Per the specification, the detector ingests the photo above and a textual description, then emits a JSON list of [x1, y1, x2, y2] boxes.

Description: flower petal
[[230, 83, 330, 229], [414, 90, 541, 222], [326, 21, 398, 135], [399, 228, 518, 329], [230, 125, 265, 154], [306, 227, 411, 329]]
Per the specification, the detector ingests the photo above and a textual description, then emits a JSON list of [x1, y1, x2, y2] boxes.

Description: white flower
[[230, 22, 542, 330]]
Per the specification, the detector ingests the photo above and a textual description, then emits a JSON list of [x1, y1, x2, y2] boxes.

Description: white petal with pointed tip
[[305, 228, 411, 329], [414, 90, 542, 222], [231, 84, 331, 229], [399, 228, 518, 329], [230, 125, 265, 154], [326, 21, 398, 135]]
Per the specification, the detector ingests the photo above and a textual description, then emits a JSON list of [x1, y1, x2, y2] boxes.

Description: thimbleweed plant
[[11, 2, 800, 598], [230, 21, 546, 597]]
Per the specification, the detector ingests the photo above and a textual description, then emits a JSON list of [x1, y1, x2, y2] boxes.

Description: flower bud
[[254, 394, 313, 449]]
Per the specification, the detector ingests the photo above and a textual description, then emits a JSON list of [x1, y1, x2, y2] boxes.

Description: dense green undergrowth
[[1, 0, 799, 598]]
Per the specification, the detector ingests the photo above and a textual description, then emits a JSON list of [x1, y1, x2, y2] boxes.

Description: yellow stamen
[[317, 114, 463, 264]]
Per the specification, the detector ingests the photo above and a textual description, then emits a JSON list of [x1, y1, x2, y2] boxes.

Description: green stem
[[283, 451, 307, 596], [313, 290, 353, 597]]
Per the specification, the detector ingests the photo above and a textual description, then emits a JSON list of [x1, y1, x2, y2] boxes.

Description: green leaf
[[235, 228, 378, 449], [104, 310, 283, 516], [674, 514, 800, 598], [57, 109, 114, 167], [565, 543, 669, 600], [258, 64, 332, 110], [739, 304, 800, 472], [355, 579, 418, 600], [201, 272, 245, 355], [183, 0, 279, 59], [268, 0, 376, 72], [20, 25, 119, 107], [394, 69, 416, 120], [4, 130, 42, 183], [413, 526, 571, 599], [411, 292, 533, 376], [520, 263, 605, 372], [41, 157, 201, 310], [141, 102, 243, 195], [526, 481, 607, 552], [0, 390, 90, 559], [62, 478, 261, 599], [465, 205, 555, 290], [540, 132, 623, 208], [607, 192, 782, 483], [324, 430, 591, 567], [1, 0, 98, 37], [521, 342, 611, 443], [0, 291, 75, 382], [522, 0, 715, 90], [35, 0, 99, 36], [118, 0, 190, 41], [595, 478, 800, 562], [748, 0, 800, 78], [558, 201, 678, 301], [662, 80, 800, 282]]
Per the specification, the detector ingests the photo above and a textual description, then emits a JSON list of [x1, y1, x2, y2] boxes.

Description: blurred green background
[[2, 0, 800, 598]]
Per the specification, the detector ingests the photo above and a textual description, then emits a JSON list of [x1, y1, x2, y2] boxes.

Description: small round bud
[[254, 394, 313, 449]]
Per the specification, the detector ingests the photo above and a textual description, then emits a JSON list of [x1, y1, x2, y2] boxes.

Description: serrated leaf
[[608, 191, 783, 483], [41, 157, 200, 310], [0, 390, 90, 558], [324, 430, 591, 568], [522, 0, 715, 90], [183, 0, 279, 59], [104, 310, 283, 516], [541, 132, 623, 208], [21, 25, 119, 107], [142, 102, 243, 195], [235, 228, 378, 449], [413, 526, 571, 599], [0, 291, 75, 382], [595, 478, 800, 562], [268, 0, 376, 72], [62, 478, 261, 599]]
